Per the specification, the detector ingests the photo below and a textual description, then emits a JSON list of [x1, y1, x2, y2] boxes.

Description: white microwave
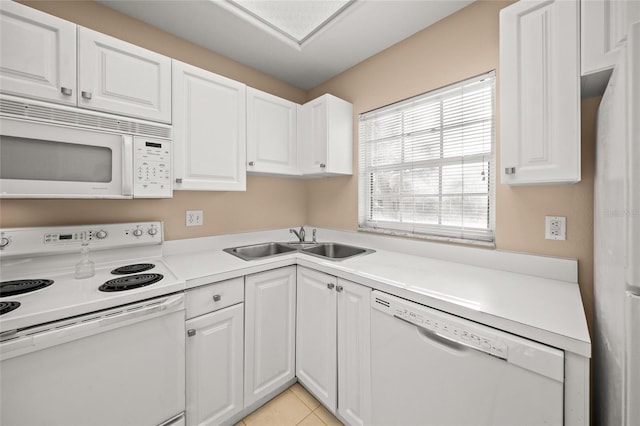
[[0, 96, 172, 199]]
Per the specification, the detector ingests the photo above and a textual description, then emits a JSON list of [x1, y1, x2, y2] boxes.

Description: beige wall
[[0, 1, 596, 331], [0, 0, 308, 240], [306, 0, 596, 332]]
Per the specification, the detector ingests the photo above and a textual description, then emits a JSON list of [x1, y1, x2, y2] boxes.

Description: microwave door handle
[[122, 136, 133, 197]]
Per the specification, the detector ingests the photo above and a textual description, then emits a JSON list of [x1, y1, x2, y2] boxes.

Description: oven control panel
[[0, 222, 163, 257], [133, 137, 172, 198]]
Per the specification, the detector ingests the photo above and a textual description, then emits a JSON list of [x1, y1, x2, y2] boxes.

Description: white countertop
[[163, 227, 591, 357]]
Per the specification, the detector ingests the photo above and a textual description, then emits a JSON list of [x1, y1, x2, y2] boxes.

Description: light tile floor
[[237, 383, 344, 426]]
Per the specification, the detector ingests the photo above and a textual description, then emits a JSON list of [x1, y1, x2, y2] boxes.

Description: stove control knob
[[148, 227, 158, 236], [95, 230, 108, 239], [132, 228, 143, 237], [0, 237, 9, 248]]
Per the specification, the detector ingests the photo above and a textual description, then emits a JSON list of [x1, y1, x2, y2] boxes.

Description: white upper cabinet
[[300, 94, 353, 176], [172, 60, 246, 191], [582, 0, 640, 76], [77, 27, 172, 123], [500, 0, 581, 185], [246, 87, 300, 176], [0, 1, 77, 105]]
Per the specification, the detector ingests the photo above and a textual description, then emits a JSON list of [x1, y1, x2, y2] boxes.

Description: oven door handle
[[98, 295, 183, 328]]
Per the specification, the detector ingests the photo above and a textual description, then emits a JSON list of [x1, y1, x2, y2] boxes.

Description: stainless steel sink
[[301, 243, 375, 261], [224, 241, 374, 262], [223, 242, 297, 261]]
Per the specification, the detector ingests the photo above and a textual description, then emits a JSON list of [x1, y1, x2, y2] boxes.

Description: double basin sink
[[224, 241, 375, 262]]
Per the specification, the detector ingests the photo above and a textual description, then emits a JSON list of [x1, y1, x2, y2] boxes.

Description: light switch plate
[[186, 210, 203, 227], [545, 216, 566, 240]]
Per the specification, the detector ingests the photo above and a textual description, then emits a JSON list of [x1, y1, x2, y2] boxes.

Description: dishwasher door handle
[[393, 314, 507, 361]]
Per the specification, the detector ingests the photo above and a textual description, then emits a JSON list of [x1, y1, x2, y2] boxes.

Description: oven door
[[0, 294, 185, 426], [0, 117, 133, 198]]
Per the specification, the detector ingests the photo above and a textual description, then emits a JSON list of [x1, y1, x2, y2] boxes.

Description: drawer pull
[[212, 294, 221, 302], [327, 283, 335, 290], [81, 91, 92, 100], [60, 87, 72, 96], [336, 285, 343, 293], [187, 329, 196, 337]]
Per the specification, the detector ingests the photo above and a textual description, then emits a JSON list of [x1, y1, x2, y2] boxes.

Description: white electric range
[[0, 222, 186, 426]]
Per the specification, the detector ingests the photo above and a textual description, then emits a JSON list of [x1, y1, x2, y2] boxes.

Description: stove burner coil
[[111, 263, 156, 275], [0, 279, 54, 297], [99, 273, 164, 292], [0, 301, 21, 315]]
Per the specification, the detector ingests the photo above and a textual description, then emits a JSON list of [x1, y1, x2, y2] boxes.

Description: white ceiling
[[97, 0, 474, 91]]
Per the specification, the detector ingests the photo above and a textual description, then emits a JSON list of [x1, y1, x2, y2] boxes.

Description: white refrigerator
[[594, 19, 640, 426]]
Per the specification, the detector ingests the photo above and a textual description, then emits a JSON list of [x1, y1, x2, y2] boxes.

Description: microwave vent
[[0, 98, 171, 139]]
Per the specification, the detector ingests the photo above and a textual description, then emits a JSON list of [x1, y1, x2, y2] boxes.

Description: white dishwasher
[[370, 291, 564, 425]]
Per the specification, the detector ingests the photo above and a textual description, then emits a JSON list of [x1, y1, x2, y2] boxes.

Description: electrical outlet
[[545, 216, 566, 240], [186, 210, 203, 227]]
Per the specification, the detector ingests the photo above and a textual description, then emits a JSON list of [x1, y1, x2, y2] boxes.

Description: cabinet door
[[173, 60, 247, 191], [77, 27, 171, 123], [500, 0, 580, 184], [300, 94, 353, 176], [0, 1, 76, 105], [300, 97, 328, 174], [582, 0, 640, 76], [337, 279, 371, 426], [186, 303, 244, 426], [246, 87, 299, 175], [245, 266, 296, 407], [296, 267, 337, 411]]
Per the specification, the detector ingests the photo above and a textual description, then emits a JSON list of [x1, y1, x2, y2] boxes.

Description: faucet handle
[[312, 228, 317, 243]]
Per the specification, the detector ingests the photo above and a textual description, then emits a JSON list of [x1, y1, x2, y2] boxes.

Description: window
[[358, 71, 496, 243]]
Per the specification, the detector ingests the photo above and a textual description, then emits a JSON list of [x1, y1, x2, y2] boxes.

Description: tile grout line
[[296, 410, 326, 426]]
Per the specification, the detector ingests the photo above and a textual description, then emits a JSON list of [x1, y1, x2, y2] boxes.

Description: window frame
[[357, 71, 496, 245]]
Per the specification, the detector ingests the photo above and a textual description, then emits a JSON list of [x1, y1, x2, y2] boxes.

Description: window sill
[[357, 227, 496, 249]]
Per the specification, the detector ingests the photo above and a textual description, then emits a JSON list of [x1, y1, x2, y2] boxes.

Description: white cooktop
[[0, 222, 185, 334]]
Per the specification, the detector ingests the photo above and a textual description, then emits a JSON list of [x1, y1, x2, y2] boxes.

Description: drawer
[[186, 277, 244, 319]]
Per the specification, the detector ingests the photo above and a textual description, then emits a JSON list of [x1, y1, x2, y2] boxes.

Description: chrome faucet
[[290, 226, 306, 242]]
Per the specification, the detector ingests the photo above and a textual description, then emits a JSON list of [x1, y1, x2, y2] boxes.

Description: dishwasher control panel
[[373, 291, 509, 360]]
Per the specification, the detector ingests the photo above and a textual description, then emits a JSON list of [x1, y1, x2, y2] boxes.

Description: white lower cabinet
[[185, 278, 245, 426], [244, 266, 297, 407], [296, 267, 371, 425]]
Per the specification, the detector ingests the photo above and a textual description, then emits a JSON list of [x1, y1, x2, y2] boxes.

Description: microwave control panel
[[133, 137, 172, 198]]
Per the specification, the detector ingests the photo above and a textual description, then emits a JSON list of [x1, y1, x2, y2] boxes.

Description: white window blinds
[[358, 71, 496, 243]]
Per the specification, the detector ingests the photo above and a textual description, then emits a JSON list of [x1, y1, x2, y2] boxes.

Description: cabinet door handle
[[336, 285, 343, 293], [175, 178, 183, 184], [212, 294, 221, 302], [320, 163, 326, 168], [327, 283, 335, 290], [81, 91, 92, 100], [60, 87, 72, 96], [187, 329, 196, 337], [248, 161, 255, 166], [504, 167, 516, 175]]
